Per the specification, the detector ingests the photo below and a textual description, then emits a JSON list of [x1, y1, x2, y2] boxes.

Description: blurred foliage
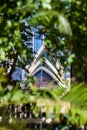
[[59, 82, 87, 127], [61, 82, 87, 110], [0, 0, 72, 105], [0, 0, 87, 84], [68, 107, 87, 127], [0, 1, 87, 128], [0, 118, 29, 130], [68, 0, 87, 81], [70, 0, 87, 69]]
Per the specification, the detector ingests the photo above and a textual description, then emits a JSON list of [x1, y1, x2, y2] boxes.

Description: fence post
[[40, 121, 42, 130]]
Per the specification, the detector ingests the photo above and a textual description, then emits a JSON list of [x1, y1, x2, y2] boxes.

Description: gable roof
[[26, 44, 67, 88]]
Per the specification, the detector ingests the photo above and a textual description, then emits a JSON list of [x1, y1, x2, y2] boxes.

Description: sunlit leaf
[[59, 15, 72, 36], [11, 90, 24, 103]]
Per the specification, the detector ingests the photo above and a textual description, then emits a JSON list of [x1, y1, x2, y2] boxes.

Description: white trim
[[25, 44, 67, 88], [34, 44, 45, 60], [31, 66, 66, 88], [25, 44, 45, 69], [28, 57, 64, 84], [31, 66, 58, 82], [25, 44, 61, 71]]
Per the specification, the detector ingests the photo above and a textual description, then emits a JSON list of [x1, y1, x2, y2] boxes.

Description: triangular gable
[[28, 57, 64, 84], [31, 66, 66, 88], [26, 44, 67, 88], [26, 44, 61, 71]]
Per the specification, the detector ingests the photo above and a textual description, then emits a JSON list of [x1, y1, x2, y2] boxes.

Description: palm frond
[[61, 82, 87, 109]]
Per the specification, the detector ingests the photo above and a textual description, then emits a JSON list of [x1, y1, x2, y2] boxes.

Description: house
[[12, 26, 70, 90], [25, 44, 69, 89]]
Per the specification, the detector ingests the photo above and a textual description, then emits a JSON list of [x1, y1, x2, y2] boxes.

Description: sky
[[34, 38, 43, 52], [34, 28, 44, 52], [12, 31, 43, 81]]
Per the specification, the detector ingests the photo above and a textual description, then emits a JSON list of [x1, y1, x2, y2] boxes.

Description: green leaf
[[42, 0, 51, 9], [0, 48, 5, 60], [59, 15, 72, 36], [11, 90, 24, 103]]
